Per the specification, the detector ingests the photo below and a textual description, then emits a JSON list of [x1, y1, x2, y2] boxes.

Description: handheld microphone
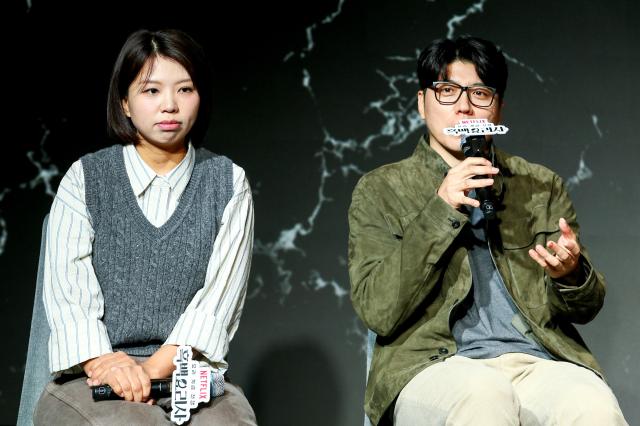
[[460, 134, 496, 220], [92, 379, 172, 401]]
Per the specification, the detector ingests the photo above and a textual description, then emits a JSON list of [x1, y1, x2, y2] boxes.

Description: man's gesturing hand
[[437, 157, 499, 210], [528, 218, 582, 282]]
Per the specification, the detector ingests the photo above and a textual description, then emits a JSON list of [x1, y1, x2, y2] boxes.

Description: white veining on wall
[[566, 114, 602, 191], [0, 122, 58, 257], [253, 0, 431, 303], [0, 189, 10, 257], [502, 52, 545, 84], [446, 0, 486, 39]]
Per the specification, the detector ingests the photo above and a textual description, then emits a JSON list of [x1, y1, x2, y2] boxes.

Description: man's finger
[[463, 178, 494, 190], [465, 165, 499, 178], [461, 194, 481, 208], [560, 238, 580, 256], [547, 241, 573, 262], [460, 156, 493, 167], [528, 248, 548, 269], [559, 218, 575, 238], [535, 245, 561, 269]]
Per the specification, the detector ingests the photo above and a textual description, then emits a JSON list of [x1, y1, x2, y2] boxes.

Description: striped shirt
[[43, 143, 253, 374]]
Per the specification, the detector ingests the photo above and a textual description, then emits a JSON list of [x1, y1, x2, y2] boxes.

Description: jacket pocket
[[501, 212, 559, 309], [383, 211, 420, 240], [383, 214, 404, 239], [501, 209, 559, 250]]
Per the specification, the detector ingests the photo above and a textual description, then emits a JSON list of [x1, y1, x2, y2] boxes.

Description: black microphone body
[[461, 134, 496, 220], [92, 379, 172, 401]]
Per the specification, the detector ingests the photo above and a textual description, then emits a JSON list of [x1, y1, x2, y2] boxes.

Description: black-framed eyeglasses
[[428, 81, 497, 107]]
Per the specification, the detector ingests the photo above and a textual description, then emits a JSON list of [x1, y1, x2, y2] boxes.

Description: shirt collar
[[165, 143, 195, 197], [123, 143, 195, 197]]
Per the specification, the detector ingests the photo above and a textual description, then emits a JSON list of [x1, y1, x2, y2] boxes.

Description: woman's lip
[[157, 122, 181, 130]]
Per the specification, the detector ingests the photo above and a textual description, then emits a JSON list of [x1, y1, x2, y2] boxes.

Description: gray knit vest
[[82, 145, 233, 356]]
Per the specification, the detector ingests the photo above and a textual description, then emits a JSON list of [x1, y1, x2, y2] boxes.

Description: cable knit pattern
[[81, 145, 233, 356]]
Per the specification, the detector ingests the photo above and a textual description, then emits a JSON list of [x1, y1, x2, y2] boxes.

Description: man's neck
[[429, 140, 463, 168]]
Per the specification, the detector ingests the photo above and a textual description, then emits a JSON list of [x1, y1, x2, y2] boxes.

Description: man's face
[[418, 60, 502, 166]]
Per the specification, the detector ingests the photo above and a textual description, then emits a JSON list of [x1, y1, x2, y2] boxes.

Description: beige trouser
[[394, 353, 627, 426]]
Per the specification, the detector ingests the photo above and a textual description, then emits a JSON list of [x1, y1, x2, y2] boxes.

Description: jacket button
[[429, 355, 439, 361], [451, 220, 460, 229], [438, 347, 449, 355]]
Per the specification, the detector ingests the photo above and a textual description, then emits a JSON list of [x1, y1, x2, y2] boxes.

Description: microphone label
[[170, 345, 213, 425], [444, 118, 509, 136]]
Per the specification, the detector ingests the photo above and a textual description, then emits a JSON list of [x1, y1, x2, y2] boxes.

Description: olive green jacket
[[348, 136, 606, 425]]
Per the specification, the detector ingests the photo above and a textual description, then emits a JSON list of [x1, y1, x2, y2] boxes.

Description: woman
[[35, 29, 256, 425]]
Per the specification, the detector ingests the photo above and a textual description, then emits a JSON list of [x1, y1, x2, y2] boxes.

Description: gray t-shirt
[[452, 203, 552, 360]]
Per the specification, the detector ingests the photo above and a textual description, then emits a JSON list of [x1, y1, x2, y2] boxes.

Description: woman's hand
[[83, 351, 152, 403]]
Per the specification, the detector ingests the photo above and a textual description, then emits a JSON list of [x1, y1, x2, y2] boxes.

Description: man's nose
[[455, 90, 473, 114]]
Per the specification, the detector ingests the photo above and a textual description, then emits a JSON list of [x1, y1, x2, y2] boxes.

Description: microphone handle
[[461, 135, 496, 220], [92, 379, 173, 401], [475, 187, 496, 219]]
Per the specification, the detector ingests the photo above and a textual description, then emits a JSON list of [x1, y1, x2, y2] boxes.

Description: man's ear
[[417, 90, 427, 119], [122, 98, 131, 118]]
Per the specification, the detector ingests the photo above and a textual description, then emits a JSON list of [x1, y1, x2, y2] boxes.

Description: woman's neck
[[134, 141, 188, 176]]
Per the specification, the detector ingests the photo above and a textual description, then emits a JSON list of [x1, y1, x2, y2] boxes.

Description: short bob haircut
[[107, 29, 212, 147], [417, 35, 508, 101]]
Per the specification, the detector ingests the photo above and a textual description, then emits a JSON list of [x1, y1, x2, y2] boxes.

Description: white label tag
[[443, 118, 509, 136], [170, 346, 212, 425]]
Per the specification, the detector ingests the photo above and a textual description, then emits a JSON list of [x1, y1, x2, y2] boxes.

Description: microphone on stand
[[460, 134, 496, 220]]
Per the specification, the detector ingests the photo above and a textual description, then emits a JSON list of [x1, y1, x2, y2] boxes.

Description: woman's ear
[[121, 98, 131, 118]]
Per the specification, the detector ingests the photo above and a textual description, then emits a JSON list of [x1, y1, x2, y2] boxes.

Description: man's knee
[[395, 364, 519, 425], [548, 384, 627, 425]]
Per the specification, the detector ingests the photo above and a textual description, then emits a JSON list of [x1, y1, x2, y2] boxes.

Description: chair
[[364, 329, 376, 426], [17, 215, 53, 426]]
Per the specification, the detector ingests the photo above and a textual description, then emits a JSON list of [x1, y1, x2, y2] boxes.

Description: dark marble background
[[3, 0, 639, 424]]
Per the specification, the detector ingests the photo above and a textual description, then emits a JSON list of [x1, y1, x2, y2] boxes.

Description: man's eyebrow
[[441, 79, 487, 87]]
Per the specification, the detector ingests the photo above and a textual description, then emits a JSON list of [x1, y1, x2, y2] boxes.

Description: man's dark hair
[[107, 29, 212, 146], [417, 36, 508, 100]]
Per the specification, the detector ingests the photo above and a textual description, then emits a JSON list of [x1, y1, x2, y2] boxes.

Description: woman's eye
[[143, 88, 159, 94], [179, 86, 194, 93]]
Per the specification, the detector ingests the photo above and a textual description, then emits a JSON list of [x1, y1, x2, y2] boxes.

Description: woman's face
[[122, 56, 200, 150]]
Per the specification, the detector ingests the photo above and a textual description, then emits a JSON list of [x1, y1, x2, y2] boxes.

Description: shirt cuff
[[552, 257, 592, 292], [49, 319, 112, 373], [165, 310, 229, 371]]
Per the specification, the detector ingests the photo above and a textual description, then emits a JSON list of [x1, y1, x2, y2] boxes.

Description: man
[[348, 36, 627, 425]]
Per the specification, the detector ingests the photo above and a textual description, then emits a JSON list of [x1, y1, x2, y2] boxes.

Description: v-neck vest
[[81, 145, 233, 355]]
